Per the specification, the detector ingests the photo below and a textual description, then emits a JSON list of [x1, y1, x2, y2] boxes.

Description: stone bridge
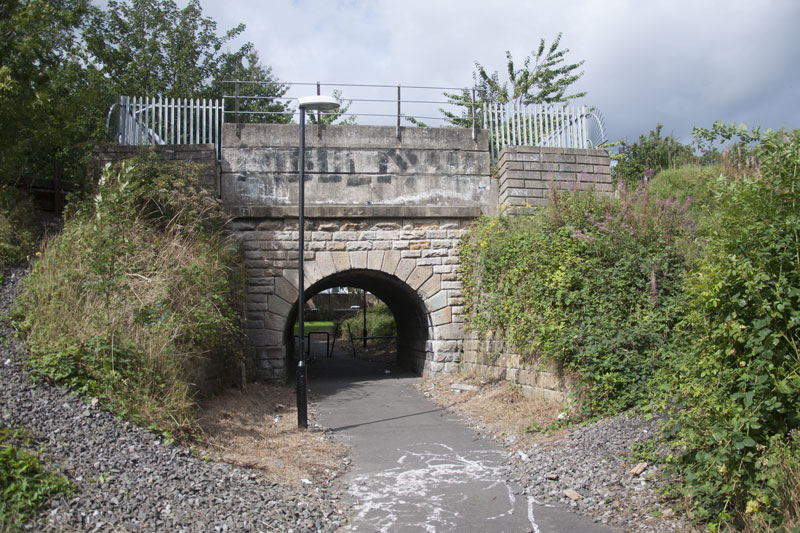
[[213, 123, 612, 383]]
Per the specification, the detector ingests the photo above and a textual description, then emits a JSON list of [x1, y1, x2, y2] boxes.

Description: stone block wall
[[226, 215, 472, 381], [461, 337, 572, 402], [497, 146, 612, 209]]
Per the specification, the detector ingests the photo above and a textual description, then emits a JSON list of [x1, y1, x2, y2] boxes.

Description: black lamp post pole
[[362, 290, 367, 348], [297, 106, 308, 429]]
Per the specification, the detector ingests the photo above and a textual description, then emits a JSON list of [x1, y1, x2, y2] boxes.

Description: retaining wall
[[94, 131, 613, 388], [461, 337, 572, 402]]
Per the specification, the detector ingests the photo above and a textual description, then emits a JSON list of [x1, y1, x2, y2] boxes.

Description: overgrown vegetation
[[12, 156, 245, 437], [662, 131, 800, 530], [611, 124, 695, 189], [459, 189, 690, 416], [0, 187, 37, 267], [459, 126, 800, 530], [0, 427, 71, 530]]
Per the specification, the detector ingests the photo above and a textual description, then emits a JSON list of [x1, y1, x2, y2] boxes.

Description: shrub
[[0, 427, 71, 530], [613, 124, 695, 189], [0, 187, 37, 267], [339, 302, 397, 340], [459, 188, 691, 416], [13, 156, 245, 437], [647, 163, 718, 209], [662, 130, 800, 528]]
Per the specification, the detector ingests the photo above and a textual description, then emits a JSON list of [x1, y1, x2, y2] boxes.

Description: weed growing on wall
[[663, 130, 800, 529], [12, 156, 245, 437], [459, 188, 691, 416]]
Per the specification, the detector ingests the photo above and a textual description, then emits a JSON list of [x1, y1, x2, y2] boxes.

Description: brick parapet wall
[[497, 146, 612, 209]]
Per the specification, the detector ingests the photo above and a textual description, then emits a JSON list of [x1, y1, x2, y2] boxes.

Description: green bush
[[459, 188, 691, 416], [1, 427, 71, 530], [339, 302, 397, 340], [0, 187, 37, 267], [613, 124, 695, 189], [13, 156, 245, 437], [664, 130, 800, 528]]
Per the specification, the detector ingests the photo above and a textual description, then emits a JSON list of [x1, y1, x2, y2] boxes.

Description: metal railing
[[483, 102, 608, 160], [107, 83, 608, 162], [109, 95, 224, 157], [221, 80, 480, 141]]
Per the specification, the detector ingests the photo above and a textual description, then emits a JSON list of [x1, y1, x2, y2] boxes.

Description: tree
[[85, 0, 291, 122], [211, 49, 292, 124], [611, 124, 694, 188], [307, 90, 356, 125], [443, 33, 586, 127], [0, 0, 95, 184], [85, 0, 240, 97], [1, 0, 290, 185]]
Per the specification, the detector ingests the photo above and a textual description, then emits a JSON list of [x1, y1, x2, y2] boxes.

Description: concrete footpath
[[308, 349, 615, 533]]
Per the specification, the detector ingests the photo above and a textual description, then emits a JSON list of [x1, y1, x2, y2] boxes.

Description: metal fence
[[220, 80, 480, 141], [109, 95, 223, 155], [107, 83, 607, 162], [483, 102, 608, 160]]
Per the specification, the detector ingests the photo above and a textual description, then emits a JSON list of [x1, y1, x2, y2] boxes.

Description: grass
[[647, 163, 721, 220], [293, 321, 335, 336], [196, 383, 349, 488], [420, 373, 563, 443]]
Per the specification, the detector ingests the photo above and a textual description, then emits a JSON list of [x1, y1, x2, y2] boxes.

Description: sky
[[187, 0, 798, 144]]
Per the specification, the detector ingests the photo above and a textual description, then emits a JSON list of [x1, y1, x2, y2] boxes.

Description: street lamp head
[[297, 95, 340, 112]]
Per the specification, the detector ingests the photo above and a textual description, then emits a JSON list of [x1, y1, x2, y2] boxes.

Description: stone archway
[[230, 216, 471, 382], [284, 268, 431, 373]]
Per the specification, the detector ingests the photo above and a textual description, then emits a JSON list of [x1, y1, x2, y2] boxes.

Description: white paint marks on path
[[344, 442, 540, 532], [528, 495, 542, 533]]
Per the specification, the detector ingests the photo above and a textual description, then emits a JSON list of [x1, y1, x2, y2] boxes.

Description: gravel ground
[[506, 414, 695, 532], [1, 264, 347, 532]]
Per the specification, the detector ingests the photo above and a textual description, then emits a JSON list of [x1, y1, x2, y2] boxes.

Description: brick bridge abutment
[[110, 124, 612, 387]]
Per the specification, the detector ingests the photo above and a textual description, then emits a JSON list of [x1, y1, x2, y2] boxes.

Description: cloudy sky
[[194, 0, 797, 144]]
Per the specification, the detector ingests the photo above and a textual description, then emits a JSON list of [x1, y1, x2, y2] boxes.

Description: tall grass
[[12, 157, 245, 437]]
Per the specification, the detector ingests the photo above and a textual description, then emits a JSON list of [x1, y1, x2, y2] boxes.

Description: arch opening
[[283, 269, 430, 375]]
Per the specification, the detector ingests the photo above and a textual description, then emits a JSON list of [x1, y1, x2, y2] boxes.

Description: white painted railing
[[483, 102, 607, 160], [107, 94, 606, 164], [113, 96, 224, 157]]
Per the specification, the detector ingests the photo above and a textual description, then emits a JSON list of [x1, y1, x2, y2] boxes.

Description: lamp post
[[296, 95, 339, 429], [362, 289, 367, 348]]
